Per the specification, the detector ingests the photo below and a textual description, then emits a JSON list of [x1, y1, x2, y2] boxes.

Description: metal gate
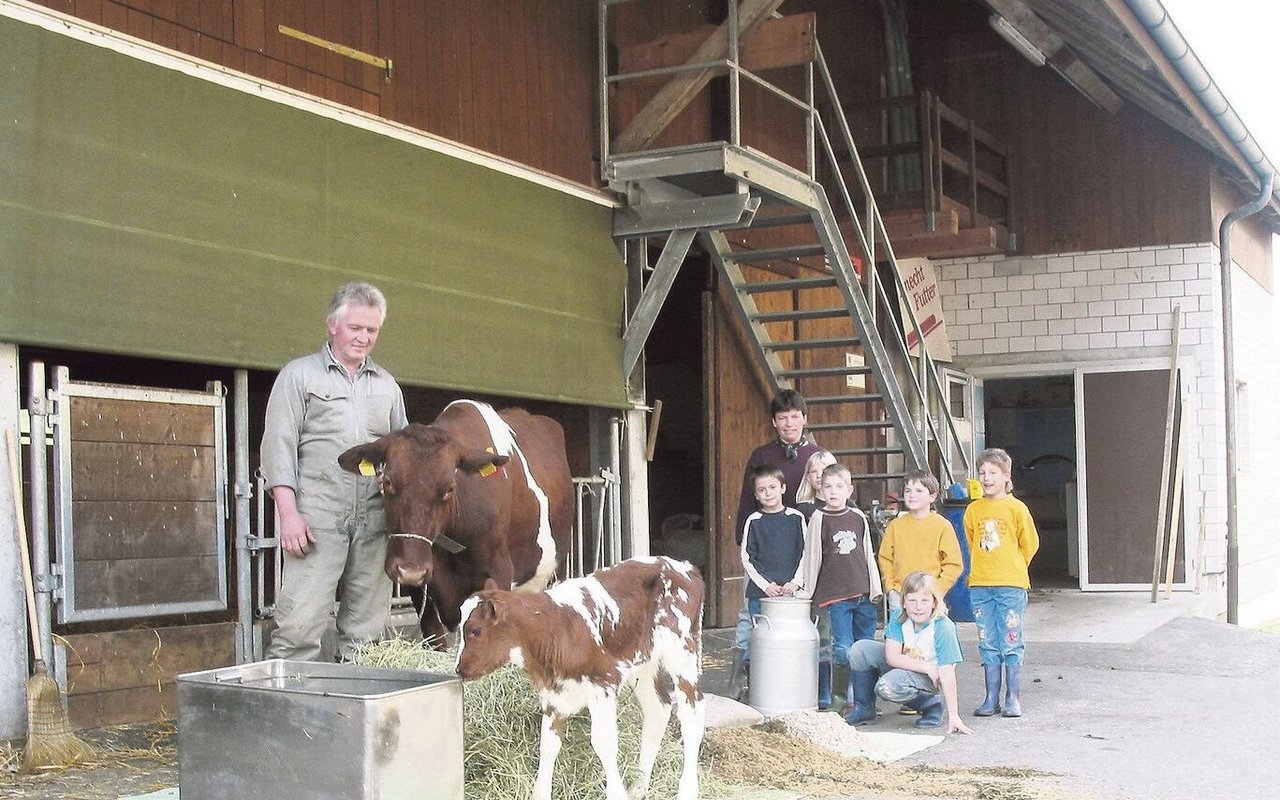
[[44, 365, 229, 623]]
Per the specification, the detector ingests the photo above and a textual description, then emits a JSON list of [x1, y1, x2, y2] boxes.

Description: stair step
[[738, 210, 815, 228], [740, 276, 838, 293], [729, 244, 827, 263], [778, 365, 872, 378], [752, 307, 848, 323], [830, 446, 905, 457], [763, 336, 861, 350], [804, 393, 883, 404], [809, 419, 894, 430]]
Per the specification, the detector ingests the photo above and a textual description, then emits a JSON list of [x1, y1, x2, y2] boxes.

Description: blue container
[[940, 501, 974, 622]]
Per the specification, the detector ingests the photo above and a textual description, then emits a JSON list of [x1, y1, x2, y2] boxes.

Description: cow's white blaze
[[449, 399, 558, 591]]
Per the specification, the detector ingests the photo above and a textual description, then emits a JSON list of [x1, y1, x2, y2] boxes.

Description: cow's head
[[454, 579, 519, 680], [337, 424, 510, 586]]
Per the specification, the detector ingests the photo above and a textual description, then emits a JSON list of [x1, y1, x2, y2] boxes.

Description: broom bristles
[[22, 665, 95, 772]]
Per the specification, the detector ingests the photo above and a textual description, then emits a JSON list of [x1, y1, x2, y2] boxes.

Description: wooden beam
[[986, 0, 1123, 113], [890, 226, 1005, 260], [611, 0, 787, 154], [618, 13, 817, 77]]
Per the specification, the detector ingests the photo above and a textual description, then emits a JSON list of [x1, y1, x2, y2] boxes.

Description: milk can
[[748, 596, 819, 715]]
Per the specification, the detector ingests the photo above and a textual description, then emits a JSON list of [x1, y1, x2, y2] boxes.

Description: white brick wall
[[934, 244, 1280, 623]]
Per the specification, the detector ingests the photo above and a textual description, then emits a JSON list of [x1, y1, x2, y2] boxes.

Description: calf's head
[[454, 580, 520, 680], [338, 423, 510, 586]]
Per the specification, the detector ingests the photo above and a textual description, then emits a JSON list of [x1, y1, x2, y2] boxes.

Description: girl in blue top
[[844, 571, 974, 734]]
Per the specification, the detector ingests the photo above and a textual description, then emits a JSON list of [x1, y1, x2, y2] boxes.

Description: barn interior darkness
[[644, 259, 710, 578], [983, 375, 1078, 585]]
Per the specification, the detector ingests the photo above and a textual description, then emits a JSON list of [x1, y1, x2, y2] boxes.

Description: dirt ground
[[0, 722, 177, 800]]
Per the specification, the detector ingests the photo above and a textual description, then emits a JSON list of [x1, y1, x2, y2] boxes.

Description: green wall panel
[[0, 14, 628, 407]]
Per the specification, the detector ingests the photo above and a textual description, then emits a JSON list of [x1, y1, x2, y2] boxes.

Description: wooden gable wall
[[29, 0, 599, 186], [903, 0, 1215, 256]]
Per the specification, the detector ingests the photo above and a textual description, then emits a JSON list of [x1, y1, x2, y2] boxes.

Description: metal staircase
[[601, 1, 972, 488]]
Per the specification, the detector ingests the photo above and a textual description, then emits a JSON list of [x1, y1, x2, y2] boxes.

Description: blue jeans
[[735, 595, 764, 658], [826, 595, 878, 666], [847, 639, 938, 701], [970, 586, 1028, 665]]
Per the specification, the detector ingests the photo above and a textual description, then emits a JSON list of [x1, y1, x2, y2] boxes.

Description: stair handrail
[[810, 42, 973, 484]]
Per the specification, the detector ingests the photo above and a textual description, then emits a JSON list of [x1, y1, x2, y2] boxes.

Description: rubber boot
[[974, 663, 1003, 716], [1002, 664, 1023, 717], [831, 662, 850, 713], [844, 670, 879, 725], [817, 661, 833, 710], [727, 648, 748, 703], [912, 693, 944, 728]]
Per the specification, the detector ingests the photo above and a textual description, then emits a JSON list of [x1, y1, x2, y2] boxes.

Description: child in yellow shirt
[[878, 469, 963, 614], [964, 448, 1040, 718]]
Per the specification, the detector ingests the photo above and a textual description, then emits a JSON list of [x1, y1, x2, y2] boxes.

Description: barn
[[0, 0, 1277, 738]]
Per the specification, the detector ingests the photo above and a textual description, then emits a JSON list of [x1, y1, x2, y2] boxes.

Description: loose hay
[[354, 638, 735, 800], [356, 639, 1092, 800]]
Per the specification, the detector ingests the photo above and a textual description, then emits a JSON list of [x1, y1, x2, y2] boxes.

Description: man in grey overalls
[[261, 282, 408, 661]]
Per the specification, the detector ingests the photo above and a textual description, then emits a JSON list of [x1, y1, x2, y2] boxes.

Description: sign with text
[[895, 257, 952, 363]]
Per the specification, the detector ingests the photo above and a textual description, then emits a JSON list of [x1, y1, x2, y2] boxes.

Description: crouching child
[[844, 571, 974, 734]]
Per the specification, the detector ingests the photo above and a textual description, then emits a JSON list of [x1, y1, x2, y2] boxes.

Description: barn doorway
[[644, 260, 710, 583], [983, 375, 1079, 587]]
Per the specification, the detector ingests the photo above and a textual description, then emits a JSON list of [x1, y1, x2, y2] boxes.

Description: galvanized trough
[[177, 659, 463, 800]]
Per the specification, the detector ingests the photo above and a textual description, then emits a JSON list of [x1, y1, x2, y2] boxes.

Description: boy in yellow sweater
[[964, 448, 1040, 718], [878, 469, 963, 614]]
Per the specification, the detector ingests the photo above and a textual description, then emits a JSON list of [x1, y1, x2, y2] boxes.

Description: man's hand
[[279, 509, 316, 558], [764, 582, 784, 597], [780, 582, 799, 596]]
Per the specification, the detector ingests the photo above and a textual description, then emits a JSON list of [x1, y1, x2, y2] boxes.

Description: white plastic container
[[748, 596, 819, 715]]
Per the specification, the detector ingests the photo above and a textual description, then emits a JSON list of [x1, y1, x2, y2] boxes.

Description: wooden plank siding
[[63, 622, 237, 729], [28, 0, 600, 185]]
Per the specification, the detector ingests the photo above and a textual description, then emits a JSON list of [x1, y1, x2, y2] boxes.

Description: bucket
[[748, 597, 818, 715]]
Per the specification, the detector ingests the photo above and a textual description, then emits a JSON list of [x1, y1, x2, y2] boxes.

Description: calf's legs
[[534, 713, 565, 800]]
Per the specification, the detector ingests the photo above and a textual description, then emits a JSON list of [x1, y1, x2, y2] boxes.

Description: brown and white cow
[[337, 399, 573, 641], [456, 557, 705, 800]]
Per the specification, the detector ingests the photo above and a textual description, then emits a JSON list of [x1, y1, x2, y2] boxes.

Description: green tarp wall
[[0, 13, 628, 408]]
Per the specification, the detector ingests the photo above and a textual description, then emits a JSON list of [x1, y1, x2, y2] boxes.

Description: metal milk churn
[[748, 596, 819, 715]]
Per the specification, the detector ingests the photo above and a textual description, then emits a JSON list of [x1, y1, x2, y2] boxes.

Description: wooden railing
[[837, 90, 1012, 234]]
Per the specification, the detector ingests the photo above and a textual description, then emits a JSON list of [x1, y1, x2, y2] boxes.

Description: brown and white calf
[[455, 557, 705, 800]]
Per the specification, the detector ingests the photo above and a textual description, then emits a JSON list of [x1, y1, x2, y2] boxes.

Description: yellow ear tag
[[477, 446, 498, 478], [358, 459, 376, 477]]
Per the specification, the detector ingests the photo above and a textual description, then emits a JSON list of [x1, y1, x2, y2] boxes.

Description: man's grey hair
[[326, 282, 387, 328]]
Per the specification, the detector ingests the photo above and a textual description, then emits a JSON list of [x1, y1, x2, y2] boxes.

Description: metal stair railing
[[600, 1, 974, 486]]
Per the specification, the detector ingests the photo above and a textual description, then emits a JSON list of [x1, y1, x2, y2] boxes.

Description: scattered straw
[[353, 638, 736, 799]]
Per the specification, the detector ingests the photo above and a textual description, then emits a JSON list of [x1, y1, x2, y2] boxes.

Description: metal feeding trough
[[177, 659, 463, 800]]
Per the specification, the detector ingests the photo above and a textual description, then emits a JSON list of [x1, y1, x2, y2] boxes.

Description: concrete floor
[[702, 587, 1280, 800]]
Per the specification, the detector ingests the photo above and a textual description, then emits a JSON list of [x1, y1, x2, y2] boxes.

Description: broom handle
[[5, 429, 45, 662]]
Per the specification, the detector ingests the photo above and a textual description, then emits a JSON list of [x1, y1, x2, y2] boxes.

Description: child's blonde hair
[[976, 447, 1015, 494], [795, 450, 837, 503], [897, 570, 948, 623]]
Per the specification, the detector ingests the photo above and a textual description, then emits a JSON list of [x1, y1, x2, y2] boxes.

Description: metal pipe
[[1217, 169, 1273, 625], [26, 361, 53, 668], [233, 370, 252, 662], [608, 416, 623, 564]]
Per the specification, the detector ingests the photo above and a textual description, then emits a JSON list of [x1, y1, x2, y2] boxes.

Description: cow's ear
[[338, 440, 388, 475], [483, 577, 500, 592], [458, 448, 511, 475]]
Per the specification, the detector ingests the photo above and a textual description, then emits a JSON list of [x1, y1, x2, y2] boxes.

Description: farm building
[[0, 0, 1276, 739]]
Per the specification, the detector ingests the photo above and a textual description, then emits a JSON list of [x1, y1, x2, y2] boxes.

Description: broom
[[4, 428, 94, 770]]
